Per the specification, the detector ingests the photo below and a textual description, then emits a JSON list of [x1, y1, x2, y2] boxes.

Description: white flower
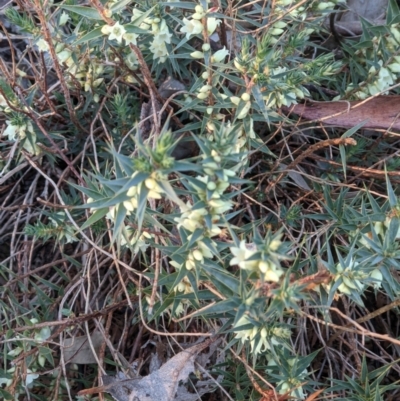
[[102, 22, 126, 43], [211, 46, 229, 63], [123, 185, 138, 213], [156, 20, 172, 44], [175, 205, 207, 232], [335, 261, 365, 295], [180, 18, 203, 39], [208, 198, 232, 214], [207, 17, 221, 35], [251, 327, 270, 355], [2, 121, 18, 140], [258, 260, 283, 282], [123, 32, 138, 45], [230, 241, 258, 271], [369, 268, 382, 288], [36, 38, 49, 52], [233, 315, 254, 343], [144, 176, 164, 199], [126, 52, 139, 69], [174, 278, 193, 294], [150, 40, 168, 63], [59, 11, 70, 26], [2, 120, 34, 142]]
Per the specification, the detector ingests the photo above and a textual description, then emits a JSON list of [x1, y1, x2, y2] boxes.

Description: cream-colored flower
[[369, 268, 382, 288], [230, 241, 258, 270], [123, 32, 138, 45], [251, 327, 270, 355], [211, 46, 229, 63], [180, 18, 203, 39], [207, 17, 221, 35], [144, 176, 164, 199], [59, 11, 70, 26], [233, 315, 254, 343], [156, 20, 172, 44], [36, 38, 49, 52], [208, 198, 232, 214], [102, 22, 126, 43], [124, 185, 138, 212], [258, 260, 283, 282], [150, 40, 168, 63], [175, 205, 207, 232], [2, 121, 18, 141], [335, 261, 365, 295]]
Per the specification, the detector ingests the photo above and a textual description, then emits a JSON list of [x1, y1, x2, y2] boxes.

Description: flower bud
[[192, 249, 203, 261], [199, 84, 212, 93], [190, 51, 204, 59], [195, 5, 204, 13], [237, 101, 251, 119], [197, 92, 209, 100], [241, 92, 250, 102]]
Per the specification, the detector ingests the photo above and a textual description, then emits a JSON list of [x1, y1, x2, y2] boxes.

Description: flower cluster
[[179, 5, 220, 39], [2, 116, 39, 155], [150, 19, 172, 63], [327, 259, 383, 295], [121, 227, 153, 253], [365, 61, 396, 96], [101, 21, 129, 44], [230, 236, 286, 282], [263, 66, 310, 108], [86, 171, 165, 224], [233, 315, 291, 356], [348, 24, 400, 99]]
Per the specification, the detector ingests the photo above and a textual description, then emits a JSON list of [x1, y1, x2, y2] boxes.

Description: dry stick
[[309, 154, 400, 180], [326, 298, 400, 347], [229, 346, 277, 398], [265, 137, 357, 193], [147, 200, 161, 314], [106, 220, 133, 310], [0, 293, 139, 338], [0, 19, 16, 81], [38, 51, 65, 120], [32, 0, 87, 135], [129, 44, 161, 139], [1, 249, 91, 288], [301, 306, 400, 348]]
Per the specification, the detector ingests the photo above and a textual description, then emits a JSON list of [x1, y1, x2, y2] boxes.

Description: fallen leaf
[[283, 96, 400, 131], [79, 338, 214, 401], [63, 330, 104, 364]]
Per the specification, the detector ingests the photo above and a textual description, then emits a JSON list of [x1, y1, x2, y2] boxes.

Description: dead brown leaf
[[283, 96, 400, 131]]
